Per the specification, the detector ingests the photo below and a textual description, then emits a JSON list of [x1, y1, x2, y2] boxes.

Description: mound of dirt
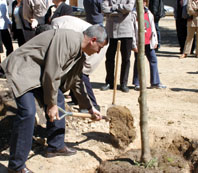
[[107, 105, 136, 149]]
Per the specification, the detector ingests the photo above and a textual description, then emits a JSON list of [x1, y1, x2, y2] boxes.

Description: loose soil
[[0, 16, 198, 173]]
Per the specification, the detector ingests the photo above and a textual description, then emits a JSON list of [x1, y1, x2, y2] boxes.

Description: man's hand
[[88, 107, 102, 121], [31, 19, 38, 29], [133, 47, 138, 52], [47, 105, 59, 122]]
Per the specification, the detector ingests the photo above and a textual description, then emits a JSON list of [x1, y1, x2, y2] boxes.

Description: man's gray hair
[[83, 24, 108, 43]]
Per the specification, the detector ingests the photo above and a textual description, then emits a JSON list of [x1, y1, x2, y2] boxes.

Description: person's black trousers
[[0, 29, 13, 56], [105, 38, 132, 87]]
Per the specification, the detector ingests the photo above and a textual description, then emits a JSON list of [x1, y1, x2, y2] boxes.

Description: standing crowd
[[0, 0, 195, 172]]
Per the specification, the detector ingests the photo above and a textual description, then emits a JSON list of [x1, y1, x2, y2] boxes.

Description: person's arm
[[131, 11, 138, 52], [102, 0, 135, 15], [187, 0, 198, 16], [42, 30, 65, 121], [23, 0, 33, 23], [71, 74, 102, 120]]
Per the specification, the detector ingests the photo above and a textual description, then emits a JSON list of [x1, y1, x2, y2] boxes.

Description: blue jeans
[[8, 88, 65, 171], [133, 45, 160, 86]]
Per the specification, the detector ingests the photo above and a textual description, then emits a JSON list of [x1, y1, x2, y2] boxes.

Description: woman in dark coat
[[12, 0, 35, 46], [45, 0, 73, 24]]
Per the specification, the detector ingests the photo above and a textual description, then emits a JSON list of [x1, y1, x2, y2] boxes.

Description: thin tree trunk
[[136, 0, 151, 163]]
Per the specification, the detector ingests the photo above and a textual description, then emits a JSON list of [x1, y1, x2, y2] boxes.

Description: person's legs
[[81, 73, 99, 110], [46, 89, 65, 151], [1, 29, 13, 56], [132, 52, 139, 86], [120, 38, 132, 87], [8, 91, 36, 171], [183, 27, 196, 55], [17, 29, 26, 47], [145, 45, 160, 85], [104, 38, 117, 87], [154, 18, 161, 49], [176, 18, 187, 53]]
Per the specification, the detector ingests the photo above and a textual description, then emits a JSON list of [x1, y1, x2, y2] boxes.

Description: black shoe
[[45, 146, 77, 158], [100, 84, 113, 91], [8, 167, 33, 173], [67, 101, 78, 106], [120, 85, 129, 93]]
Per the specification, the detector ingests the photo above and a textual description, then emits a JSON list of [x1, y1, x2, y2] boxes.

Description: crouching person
[[1, 25, 108, 173]]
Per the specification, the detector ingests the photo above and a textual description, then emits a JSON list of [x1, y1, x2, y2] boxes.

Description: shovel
[[57, 106, 109, 121]]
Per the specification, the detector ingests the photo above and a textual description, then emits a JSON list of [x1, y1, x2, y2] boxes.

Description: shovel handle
[[58, 106, 109, 121], [112, 40, 121, 105]]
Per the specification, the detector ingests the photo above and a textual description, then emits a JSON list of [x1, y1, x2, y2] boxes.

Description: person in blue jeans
[[148, 0, 165, 51], [132, 0, 166, 90]]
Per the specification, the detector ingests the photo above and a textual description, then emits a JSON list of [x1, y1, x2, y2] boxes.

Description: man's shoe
[[179, 54, 187, 59], [8, 167, 33, 173], [100, 84, 113, 91], [151, 84, 167, 89], [134, 85, 140, 91], [120, 85, 129, 93], [45, 146, 77, 158], [67, 101, 78, 106]]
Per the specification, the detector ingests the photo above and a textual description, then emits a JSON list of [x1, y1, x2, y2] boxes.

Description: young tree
[[136, 0, 151, 163]]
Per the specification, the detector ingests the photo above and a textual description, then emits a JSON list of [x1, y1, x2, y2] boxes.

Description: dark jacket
[[149, 0, 165, 20], [45, 2, 73, 24], [83, 0, 104, 25]]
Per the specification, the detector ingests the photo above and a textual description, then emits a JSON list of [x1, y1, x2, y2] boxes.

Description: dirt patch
[[107, 106, 136, 149], [97, 136, 198, 173]]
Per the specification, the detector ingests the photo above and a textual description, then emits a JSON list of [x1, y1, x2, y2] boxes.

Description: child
[[131, 0, 166, 90]]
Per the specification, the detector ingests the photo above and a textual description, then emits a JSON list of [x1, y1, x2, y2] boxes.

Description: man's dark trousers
[[8, 88, 65, 171], [133, 45, 160, 86], [105, 38, 132, 87]]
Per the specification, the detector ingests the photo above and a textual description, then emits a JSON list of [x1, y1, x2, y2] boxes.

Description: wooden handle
[[72, 112, 93, 118], [72, 112, 109, 121], [112, 40, 121, 105]]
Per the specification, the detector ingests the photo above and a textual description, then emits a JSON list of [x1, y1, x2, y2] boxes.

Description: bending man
[[1, 25, 107, 173]]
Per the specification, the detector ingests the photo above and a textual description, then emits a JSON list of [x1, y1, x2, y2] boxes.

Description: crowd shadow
[[66, 131, 113, 163], [187, 71, 198, 74], [171, 88, 198, 93]]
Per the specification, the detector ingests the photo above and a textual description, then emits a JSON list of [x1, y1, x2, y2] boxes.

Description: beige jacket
[[23, 0, 53, 25], [1, 29, 92, 109], [187, 0, 198, 27]]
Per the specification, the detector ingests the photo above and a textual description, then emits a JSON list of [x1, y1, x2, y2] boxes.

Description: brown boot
[[179, 54, 187, 59]]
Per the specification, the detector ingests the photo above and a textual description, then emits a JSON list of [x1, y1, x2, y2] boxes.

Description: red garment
[[144, 12, 152, 45]]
